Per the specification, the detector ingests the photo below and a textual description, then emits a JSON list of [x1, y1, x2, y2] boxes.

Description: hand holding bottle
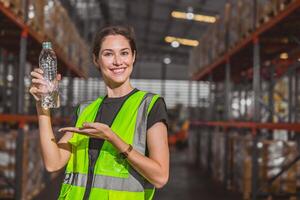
[[29, 68, 61, 104]]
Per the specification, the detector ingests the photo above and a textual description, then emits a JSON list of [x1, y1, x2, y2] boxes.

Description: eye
[[103, 52, 113, 57], [121, 51, 129, 56]]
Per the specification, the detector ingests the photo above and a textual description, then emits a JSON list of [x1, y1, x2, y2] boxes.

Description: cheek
[[125, 57, 135, 66], [99, 58, 112, 68]]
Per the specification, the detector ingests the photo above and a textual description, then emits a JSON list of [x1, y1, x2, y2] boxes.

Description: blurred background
[[1, 0, 300, 199]]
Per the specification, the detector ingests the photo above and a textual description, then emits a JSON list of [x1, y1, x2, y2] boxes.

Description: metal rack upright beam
[[251, 36, 261, 200], [15, 0, 29, 199]]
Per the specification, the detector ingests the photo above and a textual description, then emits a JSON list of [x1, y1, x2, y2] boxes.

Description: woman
[[29, 25, 169, 200]]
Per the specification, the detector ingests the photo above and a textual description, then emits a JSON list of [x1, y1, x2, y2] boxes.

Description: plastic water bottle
[[39, 42, 60, 109]]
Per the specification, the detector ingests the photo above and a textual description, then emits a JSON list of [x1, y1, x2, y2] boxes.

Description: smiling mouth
[[110, 67, 126, 74]]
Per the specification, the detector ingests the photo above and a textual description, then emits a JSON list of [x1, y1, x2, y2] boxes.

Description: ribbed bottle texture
[[39, 42, 60, 109]]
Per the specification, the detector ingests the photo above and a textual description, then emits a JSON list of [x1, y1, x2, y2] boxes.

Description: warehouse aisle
[[155, 148, 242, 200]]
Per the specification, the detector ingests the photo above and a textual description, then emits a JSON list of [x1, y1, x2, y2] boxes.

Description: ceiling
[[63, 0, 227, 80]]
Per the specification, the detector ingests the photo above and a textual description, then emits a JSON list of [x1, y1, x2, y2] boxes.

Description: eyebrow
[[101, 48, 130, 53]]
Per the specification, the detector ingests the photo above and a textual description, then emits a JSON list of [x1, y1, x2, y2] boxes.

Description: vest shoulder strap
[[76, 100, 95, 117]]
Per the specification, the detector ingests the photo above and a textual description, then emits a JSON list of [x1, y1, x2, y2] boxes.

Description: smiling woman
[[94, 34, 135, 89], [29, 25, 169, 200]]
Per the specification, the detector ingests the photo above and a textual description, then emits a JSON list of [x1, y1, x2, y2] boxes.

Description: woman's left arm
[[110, 121, 169, 188]]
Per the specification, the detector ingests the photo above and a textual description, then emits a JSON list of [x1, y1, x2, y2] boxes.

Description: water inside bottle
[[41, 79, 60, 109], [39, 45, 60, 109]]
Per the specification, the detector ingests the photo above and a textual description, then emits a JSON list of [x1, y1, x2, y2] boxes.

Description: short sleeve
[[70, 105, 79, 127], [147, 97, 168, 130]]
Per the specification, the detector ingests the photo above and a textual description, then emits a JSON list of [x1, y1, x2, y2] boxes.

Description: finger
[[74, 131, 101, 138], [78, 128, 99, 133], [31, 85, 48, 94], [29, 90, 40, 101], [31, 78, 47, 86], [33, 68, 44, 74], [59, 131, 73, 135], [59, 128, 98, 138], [32, 94, 41, 101], [58, 127, 79, 133], [33, 96, 40, 101], [29, 87, 43, 96], [58, 127, 94, 133], [83, 122, 99, 129], [74, 128, 101, 136], [30, 71, 44, 79]]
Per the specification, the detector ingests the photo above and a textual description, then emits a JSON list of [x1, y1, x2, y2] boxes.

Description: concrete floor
[[155, 148, 242, 200], [34, 148, 242, 200]]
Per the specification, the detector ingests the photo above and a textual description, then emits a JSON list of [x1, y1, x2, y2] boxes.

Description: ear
[[132, 51, 136, 64], [93, 54, 99, 67]]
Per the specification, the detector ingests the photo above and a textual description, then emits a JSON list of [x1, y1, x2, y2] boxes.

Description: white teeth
[[112, 68, 125, 74]]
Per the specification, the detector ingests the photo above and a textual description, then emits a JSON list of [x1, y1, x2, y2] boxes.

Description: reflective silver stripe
[[64, 172, 144, 192], [133, 93, 155, 154], [77, 100, 93, 116], [93, 173, 144, 192], [63, 172, 87, 187], [132, 93, 156, 190]]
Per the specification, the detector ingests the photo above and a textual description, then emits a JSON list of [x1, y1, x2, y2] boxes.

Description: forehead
[[101, 35, 130, 50]]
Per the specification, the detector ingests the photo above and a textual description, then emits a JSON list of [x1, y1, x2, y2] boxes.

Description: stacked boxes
[[211, 129, 225, 182], [43, 0, 89, 74], [27, 0, 45, 32], [198, 129, 300, 199], [0, 128, 61, 199], [240, 0, 255, 32], [0, 130, 16, 198], [229, 0, 243, 48], [0, 0, 89, 76], [231, 136, 299, 199], [189, 0, 294, 77], [0, 0, 23, 16]]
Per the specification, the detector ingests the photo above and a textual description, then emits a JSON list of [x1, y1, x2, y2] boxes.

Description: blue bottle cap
[[42, 42, 52, 49]]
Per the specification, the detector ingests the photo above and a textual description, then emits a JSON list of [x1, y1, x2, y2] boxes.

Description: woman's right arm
[[30, 68, 72, 172]]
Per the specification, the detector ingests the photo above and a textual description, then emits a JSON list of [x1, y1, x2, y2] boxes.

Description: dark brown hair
[[92, 25, 137, 59]]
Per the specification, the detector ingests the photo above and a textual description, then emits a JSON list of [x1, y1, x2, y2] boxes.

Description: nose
[[113, 54, 122, 66]]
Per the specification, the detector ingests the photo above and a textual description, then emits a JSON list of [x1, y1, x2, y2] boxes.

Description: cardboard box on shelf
[[211, 129, 225, 182], [1, 0, 23, 16], [228, 0, 243, 48], [0, 128, 62, 199], [27, 0, 40, 32], [231, 138, 300, 199], [188, 45, 202, 76], [42, 1, 89, 75]]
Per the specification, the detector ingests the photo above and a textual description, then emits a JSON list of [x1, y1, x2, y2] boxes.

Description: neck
[[106, 80, 134, 98]]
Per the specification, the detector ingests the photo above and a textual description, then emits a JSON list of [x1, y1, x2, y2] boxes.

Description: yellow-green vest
[[59, 91, 160, 200]]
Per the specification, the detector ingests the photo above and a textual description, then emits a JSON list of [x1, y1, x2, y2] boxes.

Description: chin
[[103, 69, 132, 86], [106, 77, 129, 87]]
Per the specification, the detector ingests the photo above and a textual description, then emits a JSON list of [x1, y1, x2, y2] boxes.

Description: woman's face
[[94, 34, 135, 87]]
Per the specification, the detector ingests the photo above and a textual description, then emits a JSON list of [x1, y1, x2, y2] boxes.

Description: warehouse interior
[[1, 0, 300, 199]]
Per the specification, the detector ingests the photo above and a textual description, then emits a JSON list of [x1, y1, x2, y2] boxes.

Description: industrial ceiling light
[[257, 142, 263, 148], [163, 57, 171, 65], [48, 0, 54, 8], [171, 40, 180, 48], [28, 5, 35, 19], [165, 36, 199, 47], [280, 52, 288, 59], [186, 7, 194, 20], [171, 11, 216, 23]]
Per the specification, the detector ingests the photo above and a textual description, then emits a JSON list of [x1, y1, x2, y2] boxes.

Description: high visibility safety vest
[[59, 91, 160, 200]]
